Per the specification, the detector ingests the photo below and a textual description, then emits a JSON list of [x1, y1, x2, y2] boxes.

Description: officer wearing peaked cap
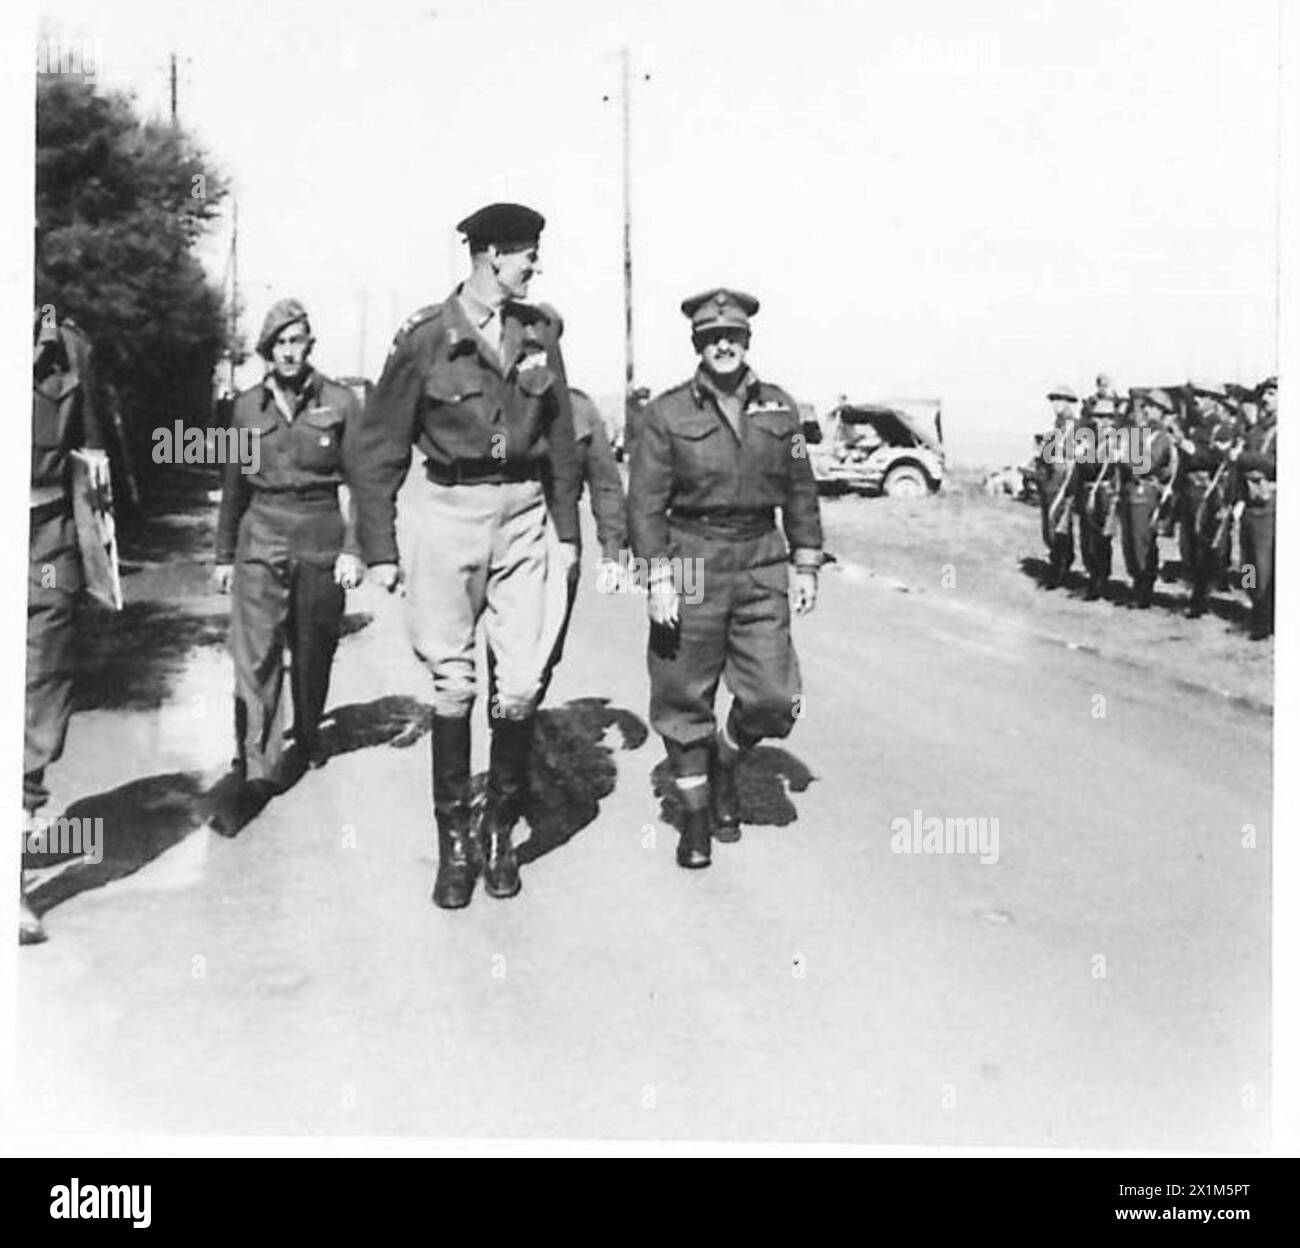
[[627, 287, 823, 870], [349, 201, 580, 910]]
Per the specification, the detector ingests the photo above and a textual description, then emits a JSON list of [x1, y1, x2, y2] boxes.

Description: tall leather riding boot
[[482, 715, 532, 899], [431, 714, 477, 910], [675, 781, 712, 869]]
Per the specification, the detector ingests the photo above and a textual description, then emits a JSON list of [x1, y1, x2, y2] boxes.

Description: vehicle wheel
[[883, 464, 929, 498]]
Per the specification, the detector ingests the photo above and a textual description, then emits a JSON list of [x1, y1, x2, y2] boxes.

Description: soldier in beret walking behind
[[214, 299, 364, 797], [627, 289, 823, 870]]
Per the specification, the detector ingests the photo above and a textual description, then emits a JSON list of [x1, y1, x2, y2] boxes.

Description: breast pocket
[[422, 364, 494, 457], [668, 417, 727, 494], [749, 413, 797, 490], [295, 407, 345, 471]]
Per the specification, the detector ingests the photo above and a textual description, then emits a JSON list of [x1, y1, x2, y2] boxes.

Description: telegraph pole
[[621, 45, 634, 400], [228, 198, 239, 393], [169, 52, 178, 124]]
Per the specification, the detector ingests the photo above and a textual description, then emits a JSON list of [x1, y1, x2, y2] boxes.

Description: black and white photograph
[[3, 0, 1297, 1176]]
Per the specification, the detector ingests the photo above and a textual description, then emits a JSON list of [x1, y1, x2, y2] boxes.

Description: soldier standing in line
[[24, 308, 111, 944], [1175, 381, 1241, 619], [1037, 386, 1081, 589], [350, 203, 580, 910], [1117, 390, 1178, 610], [1235, 376, 1277, 640], [1075, 389, 1120, 601], [627, 289, 822, 870], [213, 299, 364, 797]]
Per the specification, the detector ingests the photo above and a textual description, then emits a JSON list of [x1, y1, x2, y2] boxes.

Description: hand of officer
[[334, 553, 363, 590], [648, 583, 681, 628], [212, 564, 234, 594], [369, 562, 403, 593], [792, 570, 819, 616]]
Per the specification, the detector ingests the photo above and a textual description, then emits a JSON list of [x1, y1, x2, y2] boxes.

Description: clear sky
[[28, 0, 1282, 463]]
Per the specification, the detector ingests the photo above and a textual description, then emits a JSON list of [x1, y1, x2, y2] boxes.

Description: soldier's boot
[[710, 717, 751, 844], [482, 716, 532, 899], [19, 877, 45, 946], [675, 779, 712, 870], [1135, 574, 1155, 610], [1186, 582, 1208, 619], [19, 815, 47, 945], [431, 714, 478, 910]]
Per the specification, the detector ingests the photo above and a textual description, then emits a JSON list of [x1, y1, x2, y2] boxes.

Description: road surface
[[11, 494, 1270, 1149]]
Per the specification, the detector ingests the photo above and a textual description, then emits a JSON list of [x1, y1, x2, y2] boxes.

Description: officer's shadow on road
[[25, 772, 212, 917], [29, 694, 649, 919], [27, 689, 434, 916], [650, 746, 816, 834], [502, 697, 649, 865]]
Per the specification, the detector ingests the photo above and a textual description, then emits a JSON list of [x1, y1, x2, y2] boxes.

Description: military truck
[[802, 399, 946, 497]]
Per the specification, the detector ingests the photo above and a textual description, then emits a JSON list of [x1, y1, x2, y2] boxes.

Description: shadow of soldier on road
[[650, 745, 816, 834], [24, 772, 210, 918], [476, 696, 648, 865], [205, 692, 435, 835]]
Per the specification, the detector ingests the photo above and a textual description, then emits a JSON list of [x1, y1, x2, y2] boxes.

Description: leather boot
[[481, 799, 521, 899], [431, 715, 478, 910], [482, 716, 532, 899], [710, 738, 741, 844], [675, 782, 712, 869], [19, 879, 45, 945]]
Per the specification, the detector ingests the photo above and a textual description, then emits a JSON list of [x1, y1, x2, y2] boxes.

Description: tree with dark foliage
[[35, 75, 232, 497]]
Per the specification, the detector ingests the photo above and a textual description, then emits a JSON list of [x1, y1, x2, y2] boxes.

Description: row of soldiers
[[1035, 373, 1278, 639]]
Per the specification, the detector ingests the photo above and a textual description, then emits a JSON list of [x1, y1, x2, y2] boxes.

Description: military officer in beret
[[350, 203, 580, 909], [214, 298, 364, 795], [1117, 390, 1178, 609], [23, 308, 110, 944], [1037, 386, 1081, 589], [627, 288, 823, 869], [1235, 376, 1277, 639]]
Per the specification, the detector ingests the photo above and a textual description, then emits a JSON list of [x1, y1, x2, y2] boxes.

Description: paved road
[[12, 502, 1269, 1149]]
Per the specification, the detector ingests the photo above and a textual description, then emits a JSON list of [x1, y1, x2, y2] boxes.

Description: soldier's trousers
[[1038, 496, 1074, 578], [1240, 501, 1275, 635], [1078, 512, 1113, 587], [406, 478, 569, 720], [1178, 483, 1225, 604], [648, 525, 801, 778], [25, 502, 81, 813], [231, 495, 344, 782], [1118, 486, 1160, 595]]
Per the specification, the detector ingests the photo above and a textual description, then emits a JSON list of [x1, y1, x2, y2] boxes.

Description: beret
[[456, 202, 545, 249], [257, 297, 310, 359]]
